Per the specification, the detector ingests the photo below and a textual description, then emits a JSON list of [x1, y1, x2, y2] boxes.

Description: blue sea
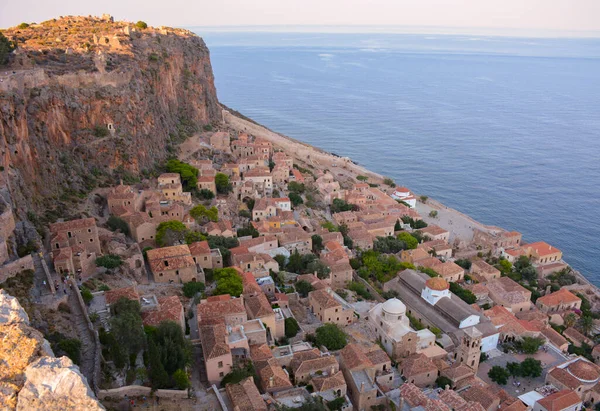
[[196, 31, 600, 286]]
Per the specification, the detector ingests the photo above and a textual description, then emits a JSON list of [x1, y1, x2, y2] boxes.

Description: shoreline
[[221, 108, 600, 301]]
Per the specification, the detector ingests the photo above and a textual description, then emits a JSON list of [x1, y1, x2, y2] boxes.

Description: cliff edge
[[0, 290, 104, 410], [0, 15, 220, 217]]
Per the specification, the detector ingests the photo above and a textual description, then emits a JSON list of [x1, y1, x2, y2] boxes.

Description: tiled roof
[[460, 386, 498, 410], [146, 245, 195, 271], [250, 343, 274, 363], [226, 377, 267, 411], [50, 217, 97, 233], [105, 287, 140, 305], [399, 383, 430, 407], [542, 327, 569, 348], [400, 353, 438, 376], [548, 367, 582, 389], [311, 370, 346, 392], [365, 348, 390, 366], [528, 241, 562, 257], [309, 289, 341, 310], [339, 344, 371, 371], [441, 364, 474, 381], [245, 293, 273, 318], [197, 297, 246, 323], [242, 272, 262, 295], [141, 296, 183, 327], [257, 357, 292, 390], [294, 356, 338, 376], [188, 240, 211, 255], [566, 358, 600, 381], [536, 389, 581, 411], [537, 289, 581, 307], [563, 327, 591, 344], [199, 321, 230, 360]]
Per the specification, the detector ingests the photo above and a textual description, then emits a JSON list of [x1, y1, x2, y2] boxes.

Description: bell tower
[[459, 327, 482, 372]]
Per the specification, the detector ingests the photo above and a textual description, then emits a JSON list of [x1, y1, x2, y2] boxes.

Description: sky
[[1, 0, 600, 37]]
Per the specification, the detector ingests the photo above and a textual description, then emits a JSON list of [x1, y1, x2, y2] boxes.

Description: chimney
[[269, 376, 274, 387], [119, 178, 123, 186], [545, 285, 552, 295], [360, 382, 365, 392], [399, 397, 404, 409]]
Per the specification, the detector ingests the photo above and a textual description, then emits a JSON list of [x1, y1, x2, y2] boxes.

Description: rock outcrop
[[0, 290, 104, 410], [0, 16, 220, 219]]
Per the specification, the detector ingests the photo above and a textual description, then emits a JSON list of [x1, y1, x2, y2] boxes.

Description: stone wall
[[0, 255, 34, 283], [98, 385, 189, 400]]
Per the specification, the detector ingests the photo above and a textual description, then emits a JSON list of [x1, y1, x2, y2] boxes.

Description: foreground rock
[[0, 290, 104, 410]]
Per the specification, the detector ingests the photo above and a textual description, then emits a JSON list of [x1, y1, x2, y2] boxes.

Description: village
[[1, 121, 600, 411]]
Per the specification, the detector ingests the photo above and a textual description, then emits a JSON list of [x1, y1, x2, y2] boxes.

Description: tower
[[459, 327, 482, 372]]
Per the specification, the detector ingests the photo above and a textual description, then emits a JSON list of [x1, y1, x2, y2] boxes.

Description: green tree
[[564, 312, 578, 328], [496, 259, 513, 275], [156, 220, 188, 246], [312, 235, 324, 253], [397, 232, 418, 249], [455, 259, 472, 270], [185, 230, 206, 244], [374, 236, 407, 254], [506, 362, 521, 377], [520, 358, 542, 378], [315, 323, 347, 350], [147, 338, 169, 389], [331, 198, 355, 213], [213, 268, 243, 297], [173, 369, 190, 390], [288, 181, 306, 193], [182, 281, 205, 298], [383, 178, 395, 187], [488, 366, 510, 385], [190, 204, 219, 223], [307, 260, 331, 280], [107, 215, 130, 236], [285, 317, 300, 338], [193, 188, 215, 200], [429, 210, 438, 218], [274, 254, 287, 270], [221, 363, 257, 386], [81, 287, 93, 305], [135, 21, 148, 29], [215, 172, 232, 194], [18, 22, 30, 29], [401, 216, 428, 229], [289, 192, 303, 206], [449, 282, 477, 304], [519, 337, 544, 354], [166, 159, 199, 191], [296, 280, 314, 298], [237, 224, 260, 238], [321, 221, 338, 232], [57, 338, 82, 365], [435, 376, 452, 388], [581, 315, 594, 336], [0, 31, 14, 65], [95, 254, 123, 269], [287, 250, 303, 273], [152, 321, 192, 375], [110, 297, 146, 356]]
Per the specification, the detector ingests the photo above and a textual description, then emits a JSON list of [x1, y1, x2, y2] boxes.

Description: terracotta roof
[[245, 293, 273, 318], [418, 225, 449, 237], [425, 277, 450, 291], [105, 287, 140, 305], [226, 377, 267, 411], [294, 355, 338, 377], [146, 245, 195, 271], [548, 367, 582, 389], [50, 217, 96, 233], [441, 364, 474, 381], [460, 386, 498, 410], [398, 383, 430, 407], [438, 389, 469, 409], [188, 240, 211, 255], [199, 321, 230, 360], [566, 358, 600, 381], [197, 297, 246, 323], [339, 344, 372, 371], [141, 296, 183, 327], [250, 344, 274, 363], [257, 358, 292, 390], [311, 370, 346, 393], [309, 289, 341, 310], [435, 261, 465, 278], [542, 327, 569, 348], [563, 327, 591, 345], [418, 257, 443, 268], [528, 241, 562, 257], [536, 389, 581, 411], [400, 353, 438, 377], [537, 289, 581, 307], [242, 272, 262, 295], [365, 348, 390, 366]]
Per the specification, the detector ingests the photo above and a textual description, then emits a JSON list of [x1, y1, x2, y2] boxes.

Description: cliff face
[[0, 16, 220, 217], [0, 290, 104, 410]]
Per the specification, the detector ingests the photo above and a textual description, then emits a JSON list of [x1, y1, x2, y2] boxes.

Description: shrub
[[419, 195, 428, 203], [348, 281, 371, 300], [295, 280, 314, 298], [0, 32, 15, 65], [173, 369, 190, 390], [315, 323, 347, 350], [288, 181, 305, 193], [215, 173, 232, 194], [182, 281, 205, 298], [435, 376, 452, 388], [383, 178, 395, 187], [429, 210, 438, 218], [95, 254, 123, 269], [166, 159, 199, 191], [18, 22, 30, 29], [331, 198, 355, 213], [449, 282, 477, 304], [107, 215, 130, 236], [289, 192, 303, 206], [81, 287, 94, 305], [285, 317, 300, 338], [220, 363, 256, 386], [488, 365, 510, 385], [356, 175, 368, 181], [213, 268, 243, 297], [327, 397, 346, 410], [135, 21, 148, 29], [57, 338, 82, 365], [93, 125, 109, 138]]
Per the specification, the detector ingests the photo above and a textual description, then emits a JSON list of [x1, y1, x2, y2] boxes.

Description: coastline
[[221, 107, 600, 304]]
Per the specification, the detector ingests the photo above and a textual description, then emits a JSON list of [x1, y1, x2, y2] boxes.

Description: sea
[[195, 30, 600, 286]]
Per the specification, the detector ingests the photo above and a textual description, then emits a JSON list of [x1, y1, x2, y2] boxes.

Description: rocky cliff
[[0, 15, 220, 219], [0, 290, 104, 410]]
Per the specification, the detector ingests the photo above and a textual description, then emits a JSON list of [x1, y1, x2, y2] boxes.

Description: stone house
[[473, 229, 522, 254], [204, 220, 235, 238], [418, 225, 450, 242], [289, 348, 339, 384], [525, 241, 563, 265], [470, 260, 501, 282], [50, 218, 101, 256], [486, 277, 532, 313], [197, 176, 217, 195], [238, 235, 279, 254], [533, 389, 582, 411], [157, 173, 192, 205], [244, 292, 284, 341], [536, 289, 581, 313], [279, 228, 312, 255], [308, 288, 354, 326], [146, 244, 199, 283], [546, 357, 600, 404], [197, 295, 248, 328], [225, 377, 267, 411], [107, 184, 144, 215], [398, 353, 438, 388], [243, 167, 273, 195], [141, 296, 185, 331]]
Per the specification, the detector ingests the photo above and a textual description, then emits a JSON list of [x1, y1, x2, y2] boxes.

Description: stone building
[[308, 288, 354, 326], [146, 244, 199, 283]]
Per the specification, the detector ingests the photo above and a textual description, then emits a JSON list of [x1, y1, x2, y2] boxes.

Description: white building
[[367, 298, 436, 360], [390, 186, 417, 208]]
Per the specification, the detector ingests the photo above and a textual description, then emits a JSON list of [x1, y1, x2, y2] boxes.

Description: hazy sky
[[2, 0, 600, 36]]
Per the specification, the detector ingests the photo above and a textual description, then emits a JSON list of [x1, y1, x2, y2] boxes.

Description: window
[[165, 261, 169, 267], [218, 361, 223, 368], [90, 238, 94, 242], [159, 273, 163, 277], [219, 372, 224, 377]]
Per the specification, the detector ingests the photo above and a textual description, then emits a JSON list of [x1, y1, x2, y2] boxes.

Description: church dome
[[567, 359, 600, 382], [425, 277, 449, 291], [382, 298, 406, 315]]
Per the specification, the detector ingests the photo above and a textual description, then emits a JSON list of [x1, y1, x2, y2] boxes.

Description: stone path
[[68, 290, 97, 388]]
